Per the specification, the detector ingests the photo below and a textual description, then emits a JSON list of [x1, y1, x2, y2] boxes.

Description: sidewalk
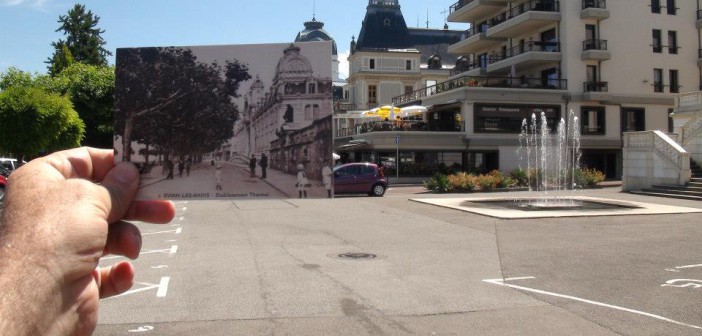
[[228, 157, 328, 199]]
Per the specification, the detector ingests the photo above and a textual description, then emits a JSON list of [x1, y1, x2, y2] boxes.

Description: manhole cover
[[336, 253, 377, 260]]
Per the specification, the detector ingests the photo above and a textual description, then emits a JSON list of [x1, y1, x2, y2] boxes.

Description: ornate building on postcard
[[233, 43, 333, 177]]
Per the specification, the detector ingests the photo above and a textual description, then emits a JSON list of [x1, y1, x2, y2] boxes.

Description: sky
[[0, 0, 466, 79]]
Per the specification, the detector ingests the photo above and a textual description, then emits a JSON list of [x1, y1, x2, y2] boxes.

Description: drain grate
[[336, 252, 377, 260]]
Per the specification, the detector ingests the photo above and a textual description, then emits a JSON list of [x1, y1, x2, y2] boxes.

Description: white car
[[0, 158, 25, 172]]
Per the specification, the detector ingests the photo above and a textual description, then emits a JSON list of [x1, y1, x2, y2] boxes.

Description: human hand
[[0, 147, 175, 336]]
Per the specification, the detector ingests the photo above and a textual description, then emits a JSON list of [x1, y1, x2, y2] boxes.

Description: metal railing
[[450, 59, 482, 76], [583, 81, 608, 92], [392, 75, 567, 105], [449, 0, 477, 15], [487, 41, 560, 64], [582, 0, 606, 9], [489, 0, 560, 26], [583, 39, 608, 51]]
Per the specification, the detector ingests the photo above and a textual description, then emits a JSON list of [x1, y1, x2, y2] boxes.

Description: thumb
[[100, 162, 140, 223]]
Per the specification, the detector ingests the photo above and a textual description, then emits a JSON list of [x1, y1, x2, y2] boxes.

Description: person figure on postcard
[[321, 159, 332, 198], [215, 164, 222, 190], [296, 163, 309, 198], [166, 158, 174, 180], [249, 154, 257, 178], [178, 159, 185, 177], [259, 153, 268, 179]]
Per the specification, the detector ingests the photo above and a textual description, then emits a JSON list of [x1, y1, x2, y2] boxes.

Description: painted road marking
[[128, 326, 154, 333], [665, 263, 702, 272], [483, 276, 702, 330], [142, 228, 181, 236], [151, 265, 169, 269], [157, 277, 170, 297], [102, 245, 178, 260], [106, 277, 170, 300], [661, 279, 702, 289]]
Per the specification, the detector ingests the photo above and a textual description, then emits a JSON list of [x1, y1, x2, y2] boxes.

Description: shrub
[[447, 172, 477, 192], [477, 174, 498, 191], [579, 168, 605, 188], [424, 173, 452, 193], [510, 168, 529, 187]]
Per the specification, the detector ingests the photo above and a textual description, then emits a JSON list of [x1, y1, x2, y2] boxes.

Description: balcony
[[448, 0, 509, 23], [581, 39, 610, 61], [485, 41, 561, 75], [698, 10, 702, 29], [486, 0, 561, 39], [392, 75, 567, 105], [449, 26, 508, 54], [581, 0, 609, 20], [583, 81, 608, 92], [450, 59, 484, 76]]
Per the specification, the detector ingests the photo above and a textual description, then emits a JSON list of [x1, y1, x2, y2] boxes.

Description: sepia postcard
[[114, 42, 334, 200]]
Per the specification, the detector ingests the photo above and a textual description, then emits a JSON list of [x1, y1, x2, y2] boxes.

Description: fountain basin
[[410, 196, 702, 219]]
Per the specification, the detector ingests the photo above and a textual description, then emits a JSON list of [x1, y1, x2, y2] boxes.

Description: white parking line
[[142, 228, 181, 236], [157, 277, 170, 297], [674, 263, 702, 270], [483, 277, 702, 330], [102, 245, 177, 260]]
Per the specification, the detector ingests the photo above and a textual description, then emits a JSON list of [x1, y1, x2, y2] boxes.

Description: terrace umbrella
[[371, 105, 401, 120], [400, 105, 428, 118]]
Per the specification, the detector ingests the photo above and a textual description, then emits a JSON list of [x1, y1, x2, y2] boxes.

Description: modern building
[[335, 0, 702, 180]]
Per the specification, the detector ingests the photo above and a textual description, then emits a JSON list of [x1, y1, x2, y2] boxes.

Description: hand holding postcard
[[114, 42, 334, 200]]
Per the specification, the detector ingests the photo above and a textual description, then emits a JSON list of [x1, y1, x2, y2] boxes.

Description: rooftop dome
[[294, 17, 338, 56]]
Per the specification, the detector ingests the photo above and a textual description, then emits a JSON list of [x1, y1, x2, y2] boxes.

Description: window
[[584, 25, 596, 50], [654, 68, 663, 92], [540, 28, 558, 52], [405, 60, 412, 70], [652, 30, 662, 52], [581, 106, 605, 135], [404, 85, 413, 94], [344, 90, 349, 100], [666, 0, 676, 14], [477, 20, 489, 33], [651, 0, 661, 13], [541, 68, 559, 88], [369, 58, 376, 70], [669, 69, 679, 93], [307, 83, 316, 94], [668, 31, 678, 54], [621, 108, 645, 132], [368, 85, 377, 104], [478, 53, 488, 68]]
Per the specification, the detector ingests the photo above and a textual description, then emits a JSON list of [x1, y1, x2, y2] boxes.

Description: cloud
[[338, 50, 350, 80], [1, 0, 50, 8]]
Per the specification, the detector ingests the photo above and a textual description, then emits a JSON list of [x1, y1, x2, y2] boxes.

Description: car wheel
[[370, 184, 385, 197]]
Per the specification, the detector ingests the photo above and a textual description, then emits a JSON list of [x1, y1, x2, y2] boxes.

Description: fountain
[[410, 108, 702, 218], [515, 110, 584, 209]]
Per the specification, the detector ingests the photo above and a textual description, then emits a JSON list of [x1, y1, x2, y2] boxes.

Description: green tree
[[47, 42, 76, 76], [51, 63, 115, 148], [47, 3, 111, 72], [114, 47, 251, 162], [0, 86, 84, 160], [0, 67, 35, 91]]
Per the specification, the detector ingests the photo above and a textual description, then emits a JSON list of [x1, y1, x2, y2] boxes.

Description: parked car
[[333, 162, 388, 196], [0, 167, 9, 202], [0, 158, 25, 172]]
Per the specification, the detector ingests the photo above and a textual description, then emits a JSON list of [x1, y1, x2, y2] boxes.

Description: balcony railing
[[449, 0, 477, 15], [583, 39, 607, 51], [583, 81, 608, 92], [392, 75, 567, 105], [459, 26, 482, 41], [336, 120, 462, 137], [487, 41, 560, 64], [489, 0, 560, 26], [582, 0, 606, 9], [450, 59, 482, 76]]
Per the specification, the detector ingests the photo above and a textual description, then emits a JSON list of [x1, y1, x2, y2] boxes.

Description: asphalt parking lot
[[95, 186, 702, 335]]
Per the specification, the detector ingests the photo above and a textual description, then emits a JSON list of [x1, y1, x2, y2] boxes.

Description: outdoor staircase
[[631, 159, 702, 201]]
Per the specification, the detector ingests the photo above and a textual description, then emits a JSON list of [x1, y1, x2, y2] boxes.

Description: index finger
[[37, 147, 116, 183]]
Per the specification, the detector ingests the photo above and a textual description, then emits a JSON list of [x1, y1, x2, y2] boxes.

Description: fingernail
[[112, 162, 138, 185]]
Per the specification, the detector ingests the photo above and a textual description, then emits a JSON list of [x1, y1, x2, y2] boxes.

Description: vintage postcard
[[114, 42, 334, 200]]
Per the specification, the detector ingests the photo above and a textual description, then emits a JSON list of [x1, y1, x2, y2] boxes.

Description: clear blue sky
[[0, 0, 466, 79]]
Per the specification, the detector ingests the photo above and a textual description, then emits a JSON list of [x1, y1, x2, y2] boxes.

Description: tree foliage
[[0, 86, 84, 159], [114, 47, 251, 161], [47, 3, 111, 72], [51, 63, 115, 148], [47, 42, 76, 76]]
